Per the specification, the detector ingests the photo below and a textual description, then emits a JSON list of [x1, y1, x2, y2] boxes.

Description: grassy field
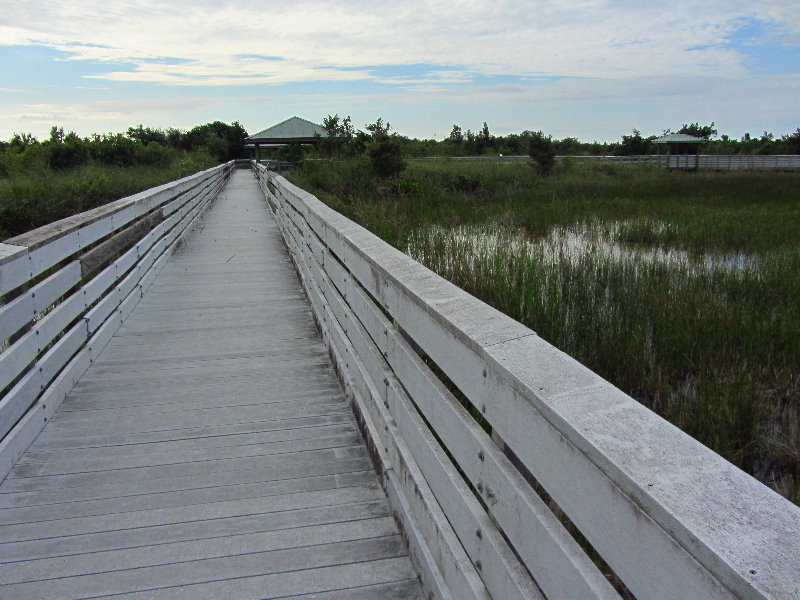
[[289, 157, 800, 504], [0, 154, 217, 241]]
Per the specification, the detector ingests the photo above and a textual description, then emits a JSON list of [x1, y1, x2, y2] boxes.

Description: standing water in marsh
[[407, 219, 799, 502]]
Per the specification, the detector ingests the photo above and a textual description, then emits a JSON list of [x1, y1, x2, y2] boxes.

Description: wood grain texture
[[0, 171, 422, 600]]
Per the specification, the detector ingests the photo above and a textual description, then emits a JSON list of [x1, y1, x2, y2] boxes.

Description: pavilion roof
[[653, 133, 705, 144], [246, 116, 326, 144]]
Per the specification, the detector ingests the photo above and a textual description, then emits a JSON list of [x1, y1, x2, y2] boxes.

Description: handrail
[[0, 161, 234, 478], [252, 160, 800, 600]]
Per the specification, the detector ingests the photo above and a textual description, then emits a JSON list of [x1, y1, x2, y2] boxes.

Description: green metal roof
[[247, 116, 326, 144]]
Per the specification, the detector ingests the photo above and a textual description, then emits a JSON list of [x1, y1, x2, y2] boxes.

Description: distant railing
[[408, 154, 800, 170], [663, 154, 800, 170], [253, 160, 800, 600], [0, 162, 233, 478]]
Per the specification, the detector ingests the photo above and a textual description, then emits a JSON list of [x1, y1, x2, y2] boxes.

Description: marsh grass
[[0, 153, 217, 240], [290, 157, 800, 503]]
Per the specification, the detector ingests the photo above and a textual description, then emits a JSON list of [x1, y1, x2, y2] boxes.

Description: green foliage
[[365, 118, 405, 179], [448, 124, 463, 144], [183, 120, 249, 162], [320, 114, 356, 159], [275, 142, 306, 163], [679, 121, 718, 140], [0, 123, 231, 239], [527, 130, 556, 175], [618, 129, 656, 155]]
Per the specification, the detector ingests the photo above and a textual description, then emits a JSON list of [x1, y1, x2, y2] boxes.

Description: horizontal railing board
[[0, 172, 223, 439], [0, 261, 82, 344], [309, 254, 489, 600], [260, 165, 800, 600]]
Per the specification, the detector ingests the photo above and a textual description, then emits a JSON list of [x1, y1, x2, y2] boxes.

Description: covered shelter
[[654, 133, 705, 169], [246, 116, 327, 162]]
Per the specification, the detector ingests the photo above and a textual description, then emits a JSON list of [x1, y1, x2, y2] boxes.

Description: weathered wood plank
[[0, 457, 373, 508], [0, 517, 399, 584]]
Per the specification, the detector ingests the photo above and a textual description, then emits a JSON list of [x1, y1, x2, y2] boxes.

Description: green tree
[[320, 114, 355, 158], [126, 124, 168, 147], [184, 121, 248, 162], [781, 128, 800, 154], [679, 122, 717, 140], [619, 129, 654, 155], [448, 124, 464, 144], [527, 131, 556, 175], [365, 118, 405, 179]]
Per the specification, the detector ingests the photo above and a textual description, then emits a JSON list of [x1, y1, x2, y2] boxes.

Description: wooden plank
[[0, 498, 389, 562], [6, 556, 418, 600], [29, 413, 355, 454], [0, 470, 375, 527], [0, 517, 399, 584], [0, 484, 385, 543], [12, 430, 362, 478], [0, 261, 81, 343], [0, 245, 30, 298]]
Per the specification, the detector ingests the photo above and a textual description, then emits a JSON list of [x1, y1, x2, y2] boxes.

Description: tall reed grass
[[0, 153, 217, 240], [290, 157, 800, 503]]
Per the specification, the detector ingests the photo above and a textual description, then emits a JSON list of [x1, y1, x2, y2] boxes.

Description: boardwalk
[[0, 171, 423, 599]]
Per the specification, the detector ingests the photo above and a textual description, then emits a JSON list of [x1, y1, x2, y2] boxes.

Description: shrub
[[527, 131, 556, 175], [366, 119, 405, 179]]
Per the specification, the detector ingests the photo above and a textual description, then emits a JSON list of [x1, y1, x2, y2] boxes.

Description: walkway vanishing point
[[1, 163, 798, 600]]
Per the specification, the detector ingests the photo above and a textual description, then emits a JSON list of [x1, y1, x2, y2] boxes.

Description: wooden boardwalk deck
[[0, 171, 423, 599]]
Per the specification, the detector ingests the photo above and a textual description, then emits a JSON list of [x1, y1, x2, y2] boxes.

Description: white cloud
[[2, 0, 798, 87], [2, 1, 799, 140]]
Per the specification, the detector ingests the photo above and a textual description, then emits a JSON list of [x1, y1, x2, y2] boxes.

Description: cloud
[[2, 0, 798, 89]]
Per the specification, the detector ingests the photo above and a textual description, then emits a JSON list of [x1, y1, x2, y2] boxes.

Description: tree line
[[0, 121, 248, 176], [404, 121, 800, 158], [277, 116, 800, 178]]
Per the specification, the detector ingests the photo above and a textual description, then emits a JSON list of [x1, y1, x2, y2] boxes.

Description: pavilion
[[246, 116, 327, 161], [653, 133, 706, 170]]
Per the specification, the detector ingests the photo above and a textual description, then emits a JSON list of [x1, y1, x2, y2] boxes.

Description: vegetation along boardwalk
[[0, 170, 424, 599]]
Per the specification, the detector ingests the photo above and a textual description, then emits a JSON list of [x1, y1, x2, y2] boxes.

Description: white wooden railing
[[253, 161, 800, 600], [0, 162, 233, 478], [663, 154, 800, 170]]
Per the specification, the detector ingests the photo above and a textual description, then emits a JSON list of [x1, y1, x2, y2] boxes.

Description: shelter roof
[[653, 133, 705, 144], [247, 116, 326, 144]]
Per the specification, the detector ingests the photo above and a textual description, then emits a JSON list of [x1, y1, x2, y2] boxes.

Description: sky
[[1, 1, 799, 143]]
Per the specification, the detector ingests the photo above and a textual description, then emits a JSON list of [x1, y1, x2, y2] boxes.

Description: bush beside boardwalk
[[288, 157, 800, 505]]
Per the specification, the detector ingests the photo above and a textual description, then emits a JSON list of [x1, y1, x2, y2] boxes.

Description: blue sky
[[1, 1, 798, 142]]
